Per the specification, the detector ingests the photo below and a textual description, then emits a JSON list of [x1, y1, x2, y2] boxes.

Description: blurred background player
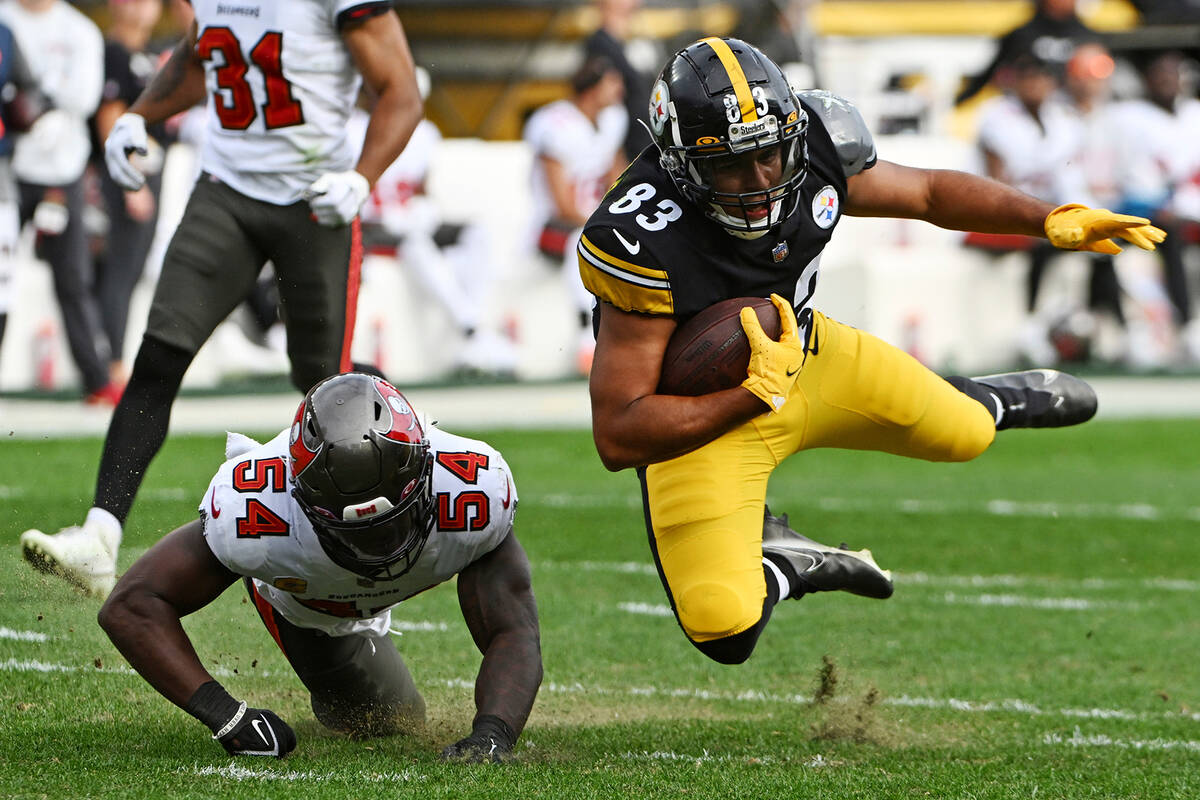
[[1110, 49, 1200, 362], [956, 0, 1098, 107], [583, 0, 657, 163], [91, 0, 174, 387], [0, 0, 118, 404], [0, 19, 45, 360], [523, 55, 627, 375], [350, 68, 517, 379], [976, 52, 1076, 364], [20, 0, 424, 599]]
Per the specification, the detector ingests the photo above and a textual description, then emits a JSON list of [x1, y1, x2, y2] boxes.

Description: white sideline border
[[3, 376, 1200, 438]]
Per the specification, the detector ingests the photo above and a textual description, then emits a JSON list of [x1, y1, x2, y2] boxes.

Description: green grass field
[[2, 419, 1199, 799]]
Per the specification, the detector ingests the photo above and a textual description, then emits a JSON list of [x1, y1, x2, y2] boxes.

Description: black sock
[[93, 337, 192, 522]]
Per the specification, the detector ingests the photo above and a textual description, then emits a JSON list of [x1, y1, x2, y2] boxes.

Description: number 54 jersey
[[200, 425, 517, 638], [191, 0, 391, 203]]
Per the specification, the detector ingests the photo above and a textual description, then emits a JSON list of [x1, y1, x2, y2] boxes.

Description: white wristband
[[212, 701, 247, 740]]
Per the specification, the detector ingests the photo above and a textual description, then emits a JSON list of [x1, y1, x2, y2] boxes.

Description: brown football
[[657, 297, 782, 396]]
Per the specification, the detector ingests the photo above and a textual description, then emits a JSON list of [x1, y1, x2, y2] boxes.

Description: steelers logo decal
[[812, 185, 839, 229], [649, 80, 670, 136]]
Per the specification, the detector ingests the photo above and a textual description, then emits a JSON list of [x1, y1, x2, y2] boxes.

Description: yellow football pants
[[644, 310, 996, 643]]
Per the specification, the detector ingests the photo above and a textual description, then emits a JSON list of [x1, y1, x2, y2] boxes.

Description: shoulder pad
[[577, 223, 675, 315], [798, 90, 877, 178]]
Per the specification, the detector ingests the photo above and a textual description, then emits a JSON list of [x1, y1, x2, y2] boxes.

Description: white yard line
[[1043, 728, 1200, 752], [536, 559, 1199, 594], [616, 602, 674, 617], [0, 627, 49, 642], [5, 657, 1195, 731], [529, 493, 1200, 522], [187, 764, 426, 783], [938, 592, 1141, 611]]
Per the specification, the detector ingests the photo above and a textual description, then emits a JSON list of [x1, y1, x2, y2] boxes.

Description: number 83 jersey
[[199, 425, 517, 638], [578, 92, 874, 328], [191, 0, 391, 204]]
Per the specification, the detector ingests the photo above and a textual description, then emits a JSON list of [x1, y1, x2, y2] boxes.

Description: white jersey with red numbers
[[976, 94, 1077, 203], [523, 99, 627, 237], [199, 426, 517, 638], [191, 0, 388, 204]]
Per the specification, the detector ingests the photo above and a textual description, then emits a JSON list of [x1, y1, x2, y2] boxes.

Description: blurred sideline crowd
[[1, 0, 1199, 404]]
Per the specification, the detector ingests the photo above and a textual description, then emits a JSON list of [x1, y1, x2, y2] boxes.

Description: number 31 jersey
[[191, 0, 391, 203], [200, 425, 517, 638]]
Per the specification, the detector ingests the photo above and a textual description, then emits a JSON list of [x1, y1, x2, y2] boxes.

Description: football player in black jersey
[[579, 37, 1166, 665]]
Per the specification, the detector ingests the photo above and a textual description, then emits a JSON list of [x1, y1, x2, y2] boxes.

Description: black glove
[[440, 714, 517, 763], [215, 706, 297, 757], [184, 680, 297, 758]]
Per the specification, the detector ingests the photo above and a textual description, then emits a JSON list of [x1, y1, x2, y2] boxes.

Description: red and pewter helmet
[[289, 372, 434, 581]]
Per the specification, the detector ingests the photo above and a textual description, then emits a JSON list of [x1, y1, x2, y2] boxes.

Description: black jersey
[[578, 91, 876, 336]]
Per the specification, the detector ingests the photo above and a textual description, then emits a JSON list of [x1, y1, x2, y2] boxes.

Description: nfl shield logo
[[772, 242, 789, 262]]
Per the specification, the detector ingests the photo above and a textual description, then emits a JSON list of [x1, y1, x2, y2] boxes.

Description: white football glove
[[305, 170, 370, 227], [105, 113, 150, 191]]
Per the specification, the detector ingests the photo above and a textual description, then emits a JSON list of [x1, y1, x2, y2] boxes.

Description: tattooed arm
[[128, 21, 207, 125], [444, 530, 542, 760]]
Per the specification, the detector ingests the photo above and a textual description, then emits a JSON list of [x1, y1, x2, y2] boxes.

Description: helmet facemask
[[295, 450, 434, 582], [661, 113, 808, 240], [289, 373, 436, 582]]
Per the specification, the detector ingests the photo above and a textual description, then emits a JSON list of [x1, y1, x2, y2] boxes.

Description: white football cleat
[[21, 521, 118, 598]]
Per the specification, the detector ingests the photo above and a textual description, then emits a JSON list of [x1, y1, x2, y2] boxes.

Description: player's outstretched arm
[[589, 303, 765, 471], [442, 531, 542, 763], [98, 520, 296, 758], [843, 161, 1166, 254]]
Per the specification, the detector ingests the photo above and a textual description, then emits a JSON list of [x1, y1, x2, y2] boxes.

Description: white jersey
[[524, 99, 627, 237], [1057, 100, 1122, 209], [0, 0, 103, 185], [191, 0, 383, 204], [200, 426, 517, 638], [977, 94, 1077, 203], [1109, 97, 1200, 219]]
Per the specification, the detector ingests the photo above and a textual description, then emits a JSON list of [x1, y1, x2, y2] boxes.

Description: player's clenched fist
[[185, 680, 297, 758]]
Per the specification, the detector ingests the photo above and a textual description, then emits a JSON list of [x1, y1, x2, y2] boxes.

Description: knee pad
[[677, 580, 761, 643]]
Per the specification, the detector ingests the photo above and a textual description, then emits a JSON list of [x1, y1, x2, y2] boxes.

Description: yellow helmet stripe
[[701, 37, 757, 123]]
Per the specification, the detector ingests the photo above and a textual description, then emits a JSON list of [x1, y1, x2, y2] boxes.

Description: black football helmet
[[289, 372, 434, 581], [648, 37, 808, 239]]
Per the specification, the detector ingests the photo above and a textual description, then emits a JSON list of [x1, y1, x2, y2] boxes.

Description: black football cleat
[[972, 368, 1098, 429], [761, 510, 894, 600]]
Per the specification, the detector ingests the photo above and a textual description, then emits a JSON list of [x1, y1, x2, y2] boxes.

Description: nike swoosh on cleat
[[613, 229, 641, 255]]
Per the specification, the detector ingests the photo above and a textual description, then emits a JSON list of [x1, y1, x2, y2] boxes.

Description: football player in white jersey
[[21, 0, 424, 599], [99, 372, 542, 761], [524, 55, 627, 375]]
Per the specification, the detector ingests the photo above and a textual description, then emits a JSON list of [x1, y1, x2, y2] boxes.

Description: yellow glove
[[741, 293, 806, 412], [1044, 203, 1167, 255]]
